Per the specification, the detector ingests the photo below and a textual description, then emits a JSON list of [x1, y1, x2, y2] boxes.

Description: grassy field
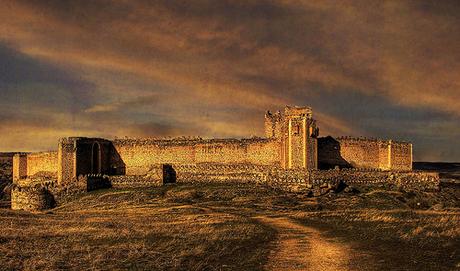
[[0, 180, 459, 271]]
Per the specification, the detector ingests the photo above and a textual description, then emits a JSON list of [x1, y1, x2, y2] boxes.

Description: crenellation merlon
[[336, 136, 410, 145]]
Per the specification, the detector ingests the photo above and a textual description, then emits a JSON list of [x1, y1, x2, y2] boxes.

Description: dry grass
[[294, 185, 460, 270], [0, 184, 276, 271], [0, 181, 459, 270]]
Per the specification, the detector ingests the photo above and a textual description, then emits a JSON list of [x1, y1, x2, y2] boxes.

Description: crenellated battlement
[[113, 137, 275, 147], [337, 136, 410, 145]]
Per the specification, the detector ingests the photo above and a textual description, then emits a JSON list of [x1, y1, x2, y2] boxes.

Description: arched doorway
[[91, 142, 101, 174]]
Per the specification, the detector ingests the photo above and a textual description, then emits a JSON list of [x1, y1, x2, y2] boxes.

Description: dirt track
[[257, 216, 353, 271]]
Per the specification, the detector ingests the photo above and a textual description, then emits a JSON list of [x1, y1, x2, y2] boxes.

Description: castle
[[11, 106, 437, 211]]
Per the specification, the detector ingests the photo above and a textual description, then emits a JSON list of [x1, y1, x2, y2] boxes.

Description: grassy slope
[[0, 181, 459, 271], [0, 184, 277, 271], [295, 185, 460, 270]]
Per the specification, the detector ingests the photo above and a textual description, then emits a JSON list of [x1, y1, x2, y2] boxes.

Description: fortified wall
[[9, 105, 423, 211], [11, 105, 319, 186], [318, 136, 412, 171], [109, 164, 439, 195], [113, 138, 280, 175]]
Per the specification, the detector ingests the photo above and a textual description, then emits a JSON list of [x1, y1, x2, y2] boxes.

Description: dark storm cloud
[[0, 44, 96, 113], [0, 0, 458, 161]]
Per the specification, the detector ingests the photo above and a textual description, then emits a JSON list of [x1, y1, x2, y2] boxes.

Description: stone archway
[[91, 142, 101, 174]]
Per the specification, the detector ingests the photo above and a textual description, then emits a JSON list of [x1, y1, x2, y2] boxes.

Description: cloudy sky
[[0, 0, 459, 161]]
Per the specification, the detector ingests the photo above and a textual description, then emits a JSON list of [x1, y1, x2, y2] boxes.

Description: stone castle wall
[[11, 175, 111, 211], [115, 162, 438, 194], [107, 163, 269, 188], [75, 139, 113, 176], [112, 138, 281, 175], [12, 152, 58, 181], [13, 106, 414, 185], [265, 168, 439, 194], [108, 164, 163, 188], [318, 137, 412, 171], [26, 151, 58, 177], [174, 163, 270, 183], [7, 105, 419, 212], [57, 138, 115, 184], [11, 161, 439, 211], [11, 182, 56, 211], [390, 142, 412, 170], [338, 137, 390, 169]]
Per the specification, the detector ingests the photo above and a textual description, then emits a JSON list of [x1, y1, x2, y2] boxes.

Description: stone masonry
[[9, 105, 420, 211]]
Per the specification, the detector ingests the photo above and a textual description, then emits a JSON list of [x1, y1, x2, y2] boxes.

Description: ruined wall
[[26, 151, 58, 177], [108, 163, 269, 187], [113, 138, 281, 175], [108, 175, 162, 188], [174, 163, 270, 183], [266, 169, 440, 194], [12, 165, 440, 211], [11, 175, 112, 211], [107, 161, 437, 194], [108, 164, 163, 188], [11, 183, 55, 211]]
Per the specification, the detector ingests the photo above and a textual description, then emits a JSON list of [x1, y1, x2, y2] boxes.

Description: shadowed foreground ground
[[0, 182, 459, 270]]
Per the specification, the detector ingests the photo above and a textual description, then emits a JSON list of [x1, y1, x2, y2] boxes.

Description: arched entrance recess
[[91, 142, 101, 174]]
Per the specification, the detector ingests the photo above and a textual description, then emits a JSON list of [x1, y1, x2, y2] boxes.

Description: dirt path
[[256, 216, 353, 271]]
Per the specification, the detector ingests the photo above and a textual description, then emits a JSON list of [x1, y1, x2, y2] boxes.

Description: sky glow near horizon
[[0, 0, 459, 161]]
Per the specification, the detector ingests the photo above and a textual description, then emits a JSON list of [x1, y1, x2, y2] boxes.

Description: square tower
[[280, 106, 318, 170]]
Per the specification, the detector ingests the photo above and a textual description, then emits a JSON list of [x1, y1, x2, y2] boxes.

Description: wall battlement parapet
[[112, 137, 275, 147], [336, 136, 410, 144], [59, 137, 110, 142]]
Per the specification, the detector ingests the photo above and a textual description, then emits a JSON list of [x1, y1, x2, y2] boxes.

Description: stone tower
[[265, 106, 319, 170], [281, 106, 318, 170]]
